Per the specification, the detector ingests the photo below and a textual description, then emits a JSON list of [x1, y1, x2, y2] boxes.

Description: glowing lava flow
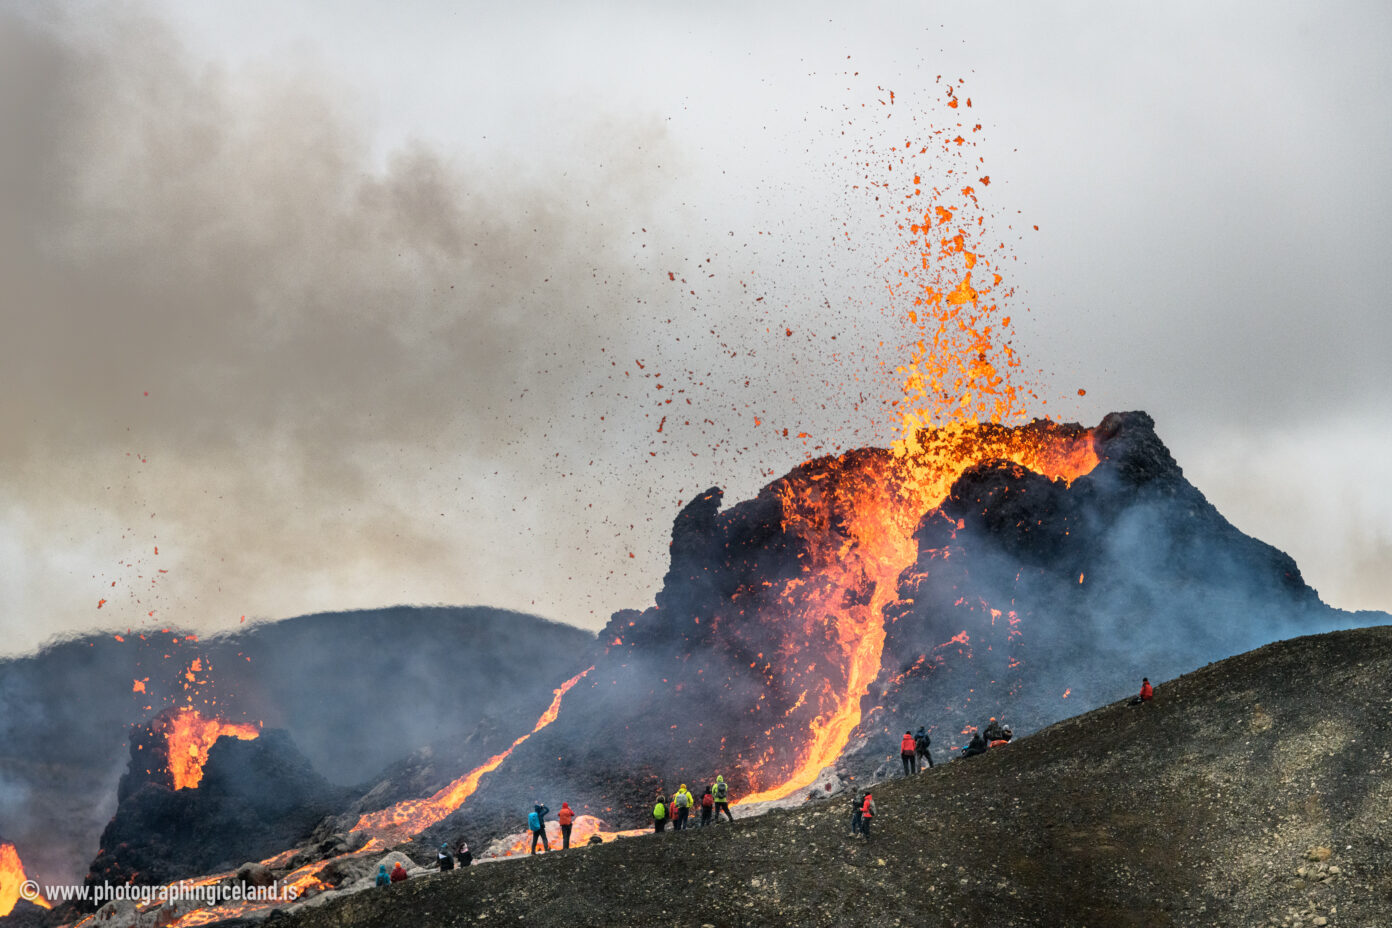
[[493, 814, 647, 858], [351, 666, 594, 842], [1, 842, 52, 915], [160, 708, 260, 790]]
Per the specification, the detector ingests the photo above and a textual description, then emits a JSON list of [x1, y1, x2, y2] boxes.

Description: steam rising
[[0, 6, 681, 653]]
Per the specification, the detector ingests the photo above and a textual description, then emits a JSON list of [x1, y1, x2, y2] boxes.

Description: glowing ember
[[158, 707, 260, 790], [0, 842, 52, 915], [352, 666, 593, 841]]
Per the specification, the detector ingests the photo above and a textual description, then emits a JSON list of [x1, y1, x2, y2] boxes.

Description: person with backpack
[[557, 801, 575, 849], [672, 784, 694, 830], [849, 791, 864, 836], [699, 787, 714, 827], [436, 842, 454, 871], [914, 726, 934, 768], [653, 792, 669, 833], [900, 730, 918, 775], [528, 803, 550, 854], [859, 793, 876, 840], [712, 774, 734, 822]]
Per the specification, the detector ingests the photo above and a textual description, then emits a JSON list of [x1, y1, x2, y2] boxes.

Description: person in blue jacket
[[375, 864, 390, 887], [528, 802, 551, 854]]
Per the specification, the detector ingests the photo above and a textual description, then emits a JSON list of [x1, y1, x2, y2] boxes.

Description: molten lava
[[156, 708, 260, 790], [1, 842, 52, 915], [352, 666, 593, 842]]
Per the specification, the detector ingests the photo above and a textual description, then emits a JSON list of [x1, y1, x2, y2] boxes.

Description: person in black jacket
[[914, 726, 934, 769]]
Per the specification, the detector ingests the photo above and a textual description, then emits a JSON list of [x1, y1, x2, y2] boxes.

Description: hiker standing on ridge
[[712, 775, 735, 822], [456, 839, 472, 867], [528, 803, 551, 854], [915, 726, 934, 768], [860, 792, 876, 841], [849, 791, 864, 836], [437, 843, 454, 871], [673, 784, 694, 830], [653, 792, 669, 833], [557, 802, 575, 849], [699, 786, 714, 827], [900, 730, 918, 775]]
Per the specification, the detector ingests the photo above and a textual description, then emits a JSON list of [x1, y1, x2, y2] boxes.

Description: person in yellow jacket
[[711, 775, 734, 822], [672, 784, 695, 830]]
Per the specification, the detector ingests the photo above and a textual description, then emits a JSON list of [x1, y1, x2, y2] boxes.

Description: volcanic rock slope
[[285, 625, 1392, 928], [436, 411, 1372, 836]]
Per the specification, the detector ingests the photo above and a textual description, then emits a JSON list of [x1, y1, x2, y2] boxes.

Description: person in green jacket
[[653, 791, 669, 833]]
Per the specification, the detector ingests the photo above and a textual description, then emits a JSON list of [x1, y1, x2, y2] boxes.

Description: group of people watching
[[961, 718, 1014, 757], [848, 790, 876, 839], [653, 775, 734, 831], [526, 801, 579, 853], [898, 726, 935, 774]]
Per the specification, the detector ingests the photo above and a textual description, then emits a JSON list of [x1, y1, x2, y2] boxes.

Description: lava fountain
[[155, 707, 261, 790], [1, 842, 52, 915], [731, 82, 1098, 801]]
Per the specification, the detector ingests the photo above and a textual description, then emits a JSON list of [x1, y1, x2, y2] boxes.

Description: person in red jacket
[[860, 792, 876, 840], [1140, 678, 1153, 701], [900, 730, 917, 776], [557, 801, 575, 849], [389, 861, 409, 883]]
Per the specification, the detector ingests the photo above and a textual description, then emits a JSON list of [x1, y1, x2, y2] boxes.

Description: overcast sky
[[2, 1, 1389, 656]]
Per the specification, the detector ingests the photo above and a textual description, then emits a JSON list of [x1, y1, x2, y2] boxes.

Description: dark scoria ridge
[[413, 411, 1375, 844], [281, 624, 1392, 928]]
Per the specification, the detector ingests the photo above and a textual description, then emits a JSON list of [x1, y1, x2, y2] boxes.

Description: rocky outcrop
[[85, 730, 353, 896]]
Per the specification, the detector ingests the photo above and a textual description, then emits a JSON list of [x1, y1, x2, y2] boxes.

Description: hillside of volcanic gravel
[[280, 624, 1392, 928]]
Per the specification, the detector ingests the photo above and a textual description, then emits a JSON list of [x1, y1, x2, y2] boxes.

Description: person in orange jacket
[[1140, 677, 1153, 701], [900, 730, 917, 776], [557, 801, 575, 849]]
